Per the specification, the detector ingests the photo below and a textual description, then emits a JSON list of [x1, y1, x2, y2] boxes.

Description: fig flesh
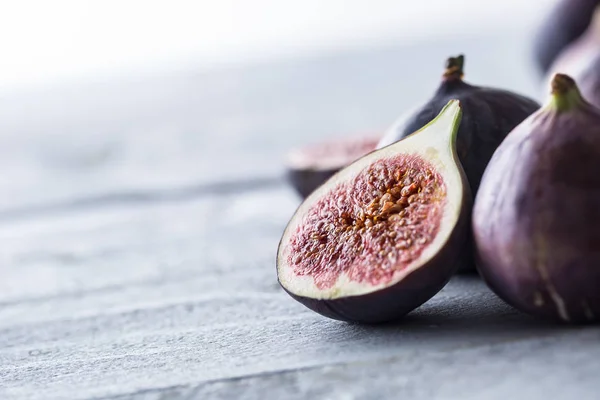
[[277, 100, 471, 323], [473, 74, 600, 324], [378, 55, 540, 196], [532, 0, 600, 76], [285, 135, 380, 198]]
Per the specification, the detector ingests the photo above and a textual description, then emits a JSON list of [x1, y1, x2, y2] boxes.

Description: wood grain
[[1, 187, 598, 400]]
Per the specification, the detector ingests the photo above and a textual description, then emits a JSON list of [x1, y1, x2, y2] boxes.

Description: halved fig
[[285, 135, 381, 198], [276, 100, 471, 323]]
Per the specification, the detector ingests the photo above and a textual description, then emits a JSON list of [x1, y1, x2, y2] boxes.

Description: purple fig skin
[[532, 0, 600, 75], [544, 6, 600, 107], [565, 52, 600, 108], [378, 55, 540, 197], [473, 74, 600, 324], [278, 178, 472, 324], [546, 53, 600, 108]]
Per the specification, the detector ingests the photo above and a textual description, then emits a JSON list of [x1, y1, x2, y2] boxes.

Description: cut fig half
[[285, 135, 381, 198], [276, 100, 471, 323]]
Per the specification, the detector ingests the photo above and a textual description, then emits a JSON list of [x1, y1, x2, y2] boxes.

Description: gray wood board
[[0, 32, 542, 214], [112, 329, 600, 400], [1, 186, 598, 400]]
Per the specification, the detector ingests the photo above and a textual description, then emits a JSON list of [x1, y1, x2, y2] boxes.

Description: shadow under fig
[[319, 276, 588, 348]]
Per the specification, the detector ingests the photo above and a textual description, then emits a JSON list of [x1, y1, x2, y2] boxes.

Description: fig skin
[[281, 192, 471, 323], [473, 74, 600, 324], [532, 0, 600, 76], [545, 8, 600, 108], [285, 136, 380, 199], [277, 100, 472, 324], [571, 53, 600, 108], [377, 55, 540, 197]]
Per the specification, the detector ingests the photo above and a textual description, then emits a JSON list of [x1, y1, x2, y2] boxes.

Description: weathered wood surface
[[2, 34, 599, 400]]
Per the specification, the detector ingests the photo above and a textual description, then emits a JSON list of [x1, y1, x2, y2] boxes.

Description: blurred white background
[[0, 0, 561, 211], [0, 0, 555, 92]]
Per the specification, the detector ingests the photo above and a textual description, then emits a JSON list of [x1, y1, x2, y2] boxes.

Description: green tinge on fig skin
[[546, 73, 587, 112], [472, 74, 600, 324]]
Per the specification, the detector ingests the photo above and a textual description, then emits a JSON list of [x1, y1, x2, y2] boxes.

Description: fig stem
[[443, 55, 465, 80], [548, 73, 584, 112]]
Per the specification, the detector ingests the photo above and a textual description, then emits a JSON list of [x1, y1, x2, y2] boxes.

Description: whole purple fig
[[473, 74, 600, 323], [543, 6, 600, 106], [378, 54, 540, 197], [532, 0, 600, 76]]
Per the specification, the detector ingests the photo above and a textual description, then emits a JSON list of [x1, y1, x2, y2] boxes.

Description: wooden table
[[1, 34, 599, 400]]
